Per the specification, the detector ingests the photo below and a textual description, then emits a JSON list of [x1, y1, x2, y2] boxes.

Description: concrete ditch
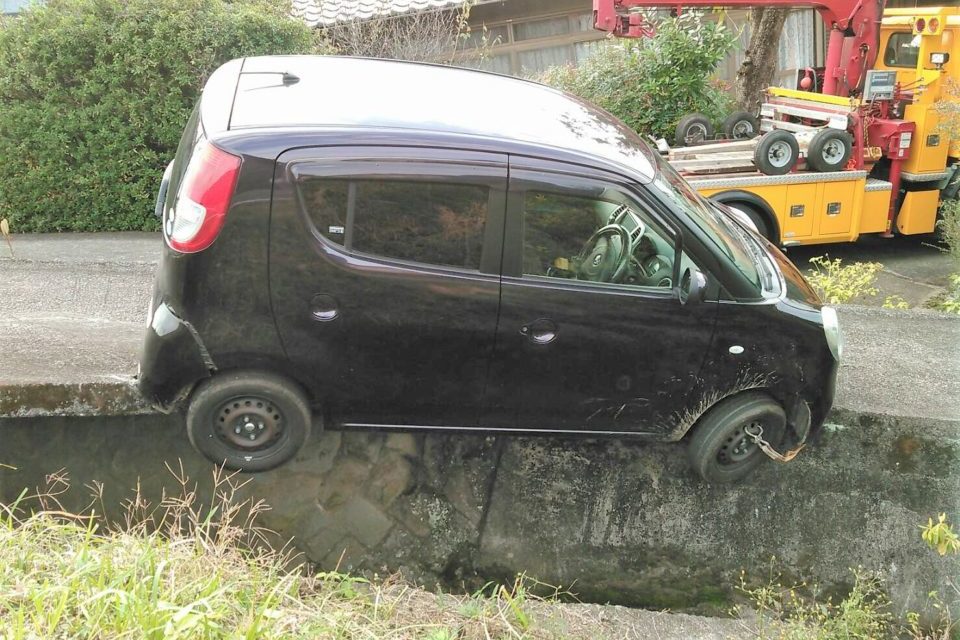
[[1, 233, 959, 618], [0, 407, 956, 618]]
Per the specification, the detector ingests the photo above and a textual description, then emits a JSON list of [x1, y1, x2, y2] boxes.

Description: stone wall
[[0, 408, 957, 616]]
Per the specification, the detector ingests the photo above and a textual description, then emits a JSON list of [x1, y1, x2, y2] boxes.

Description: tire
[[721, 111, 760, 140], [686, 391, 786, 484], [186, 370, 312, 473], [753, 130, 799, 176], [675, 113, 714, 147], [807, 128, 853, 173]]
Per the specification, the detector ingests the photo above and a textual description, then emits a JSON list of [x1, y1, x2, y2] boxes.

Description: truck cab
[[876, 6, 959, 170], [875, 6, 959, 235]]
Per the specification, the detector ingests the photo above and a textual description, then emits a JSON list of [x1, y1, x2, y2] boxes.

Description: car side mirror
[[679, 267, 706, 305]]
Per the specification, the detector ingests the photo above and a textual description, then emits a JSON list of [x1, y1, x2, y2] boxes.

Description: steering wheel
[[576, 223, 633, 283]]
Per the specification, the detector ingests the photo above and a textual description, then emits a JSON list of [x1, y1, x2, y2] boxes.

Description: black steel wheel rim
[[216, 396, 284, 450], [717, 420, 761, 465]]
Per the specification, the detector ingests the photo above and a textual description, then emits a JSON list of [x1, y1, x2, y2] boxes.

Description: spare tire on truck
[[753, 130, 799, 176], [674, 113, 714, 147], [807, 128, 853, 173], [722, 111, 760, 140]]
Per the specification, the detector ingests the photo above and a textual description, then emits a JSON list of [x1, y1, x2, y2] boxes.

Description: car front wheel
[[686, 391, 786, 483]]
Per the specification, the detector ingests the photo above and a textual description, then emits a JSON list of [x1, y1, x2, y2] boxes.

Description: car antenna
[[240, 71, 300, 89]]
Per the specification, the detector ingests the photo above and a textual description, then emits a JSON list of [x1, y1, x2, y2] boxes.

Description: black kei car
[[140, 55, 840, 483]]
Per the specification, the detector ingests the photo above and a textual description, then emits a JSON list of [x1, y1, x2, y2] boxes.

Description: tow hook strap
[[744, 424, 806, 463]]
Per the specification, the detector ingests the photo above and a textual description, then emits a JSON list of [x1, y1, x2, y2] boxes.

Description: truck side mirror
[[679, 267, 706, 305]]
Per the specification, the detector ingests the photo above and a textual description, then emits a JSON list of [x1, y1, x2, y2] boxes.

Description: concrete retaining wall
[[1, 407, 956, 616]]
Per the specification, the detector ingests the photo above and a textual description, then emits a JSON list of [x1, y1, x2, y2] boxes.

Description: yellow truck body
[[689, 6, 958, 245]]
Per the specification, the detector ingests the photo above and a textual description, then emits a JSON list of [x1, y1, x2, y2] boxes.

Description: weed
[[806, 255, 883, 304], [0, 466, 602, 639], [882, 294, 910, 310], [927, 274, 960, 315], [735, 566, 895, 640], [922, 513, 960, 557]]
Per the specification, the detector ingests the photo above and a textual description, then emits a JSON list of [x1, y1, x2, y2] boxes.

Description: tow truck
[[593, 1, 959, 246]]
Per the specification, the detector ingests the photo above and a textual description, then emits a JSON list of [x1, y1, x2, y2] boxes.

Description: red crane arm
[[593, 0, 885, 96]]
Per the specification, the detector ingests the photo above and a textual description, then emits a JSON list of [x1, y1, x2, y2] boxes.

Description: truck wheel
[[722, 111, 760, 140], [754, 130, 799, 176], [807, 129, 853, 173], [675, 113, 714, 147], [186, 370, 312, 473], [687, 391, 786, 484]]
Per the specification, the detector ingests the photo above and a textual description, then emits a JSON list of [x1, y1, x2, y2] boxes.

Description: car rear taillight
[[166, 141, 241, 253]]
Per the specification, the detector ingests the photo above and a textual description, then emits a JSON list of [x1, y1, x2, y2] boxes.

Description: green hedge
[[539, 14, 736, 140], [0, 0, 317, 232]]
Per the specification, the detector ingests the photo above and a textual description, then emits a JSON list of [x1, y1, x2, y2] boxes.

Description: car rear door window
[[299, 178, 489, 271]]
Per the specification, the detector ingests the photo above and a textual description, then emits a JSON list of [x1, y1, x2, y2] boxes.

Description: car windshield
[[647, 153, 762, 293]]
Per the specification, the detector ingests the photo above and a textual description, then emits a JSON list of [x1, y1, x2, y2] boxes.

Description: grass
[[3, 465, 956, 639], [0, 465, 628, 640]]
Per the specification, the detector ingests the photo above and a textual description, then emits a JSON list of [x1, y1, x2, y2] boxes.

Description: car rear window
[[298, 178, 489, 271]]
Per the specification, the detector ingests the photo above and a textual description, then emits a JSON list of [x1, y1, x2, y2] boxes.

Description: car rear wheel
[[186, 370, 312, 472], [686, 391, 786, 483]]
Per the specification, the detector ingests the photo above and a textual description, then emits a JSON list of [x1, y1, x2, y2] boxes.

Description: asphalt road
[[0, 233, 156, 385], [1, 232, 958, 420]]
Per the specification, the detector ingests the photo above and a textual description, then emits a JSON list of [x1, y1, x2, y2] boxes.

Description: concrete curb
[[0, 378, 153, 418]]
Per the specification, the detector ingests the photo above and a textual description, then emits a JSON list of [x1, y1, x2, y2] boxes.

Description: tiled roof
[[291, 0, 467, 28]]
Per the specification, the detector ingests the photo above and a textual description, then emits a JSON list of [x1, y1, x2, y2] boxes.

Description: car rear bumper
[[138, 299, 213, 410]]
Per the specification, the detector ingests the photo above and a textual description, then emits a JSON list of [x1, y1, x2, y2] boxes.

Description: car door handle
[[309, 293, 339, 321], [520, 318, 558, 345]]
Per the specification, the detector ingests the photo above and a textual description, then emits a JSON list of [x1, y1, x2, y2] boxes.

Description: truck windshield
[[647, 153, 762, 293]]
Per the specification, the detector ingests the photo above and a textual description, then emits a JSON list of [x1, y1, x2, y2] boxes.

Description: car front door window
[[522, 190, 679, 291]]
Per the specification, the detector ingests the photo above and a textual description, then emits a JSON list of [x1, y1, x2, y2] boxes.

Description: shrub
[[927, 200, 960, 314], [938, 198, 960, 269], [936, 80, 960, 142], [538, 13, 736, 140], [0, 0, 317, 232]]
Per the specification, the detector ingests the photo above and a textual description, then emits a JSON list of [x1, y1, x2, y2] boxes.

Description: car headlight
[[821, 306, 842, 361]]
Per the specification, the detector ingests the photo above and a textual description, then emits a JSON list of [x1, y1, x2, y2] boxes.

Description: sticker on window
[[328, 225, 345, 235]]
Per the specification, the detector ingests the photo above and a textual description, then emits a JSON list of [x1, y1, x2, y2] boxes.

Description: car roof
[[212, 55, 655, 183]]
